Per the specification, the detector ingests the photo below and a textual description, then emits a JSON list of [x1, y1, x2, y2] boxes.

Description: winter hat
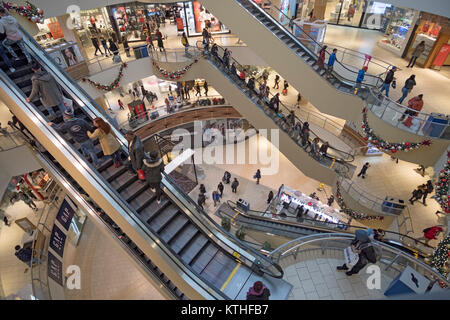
[[362, 66, 368, 71], [355, 229, 369, 242], [64, 110, 74, 119]]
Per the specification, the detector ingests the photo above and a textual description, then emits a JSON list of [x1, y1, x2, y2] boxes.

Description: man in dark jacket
[[231, 178, 239, 193], [125, 131, 145, 175], [143, 151, 165, 203], [217, 182, 224, 197], [91, 36, 103, 56], [26, 62, 66, 118], [379, 66, 397, 98], [48, 110, 100, 167], [15, 245, 37, 267], [422, 180, 434, 206], [337, 230, 376, 276]]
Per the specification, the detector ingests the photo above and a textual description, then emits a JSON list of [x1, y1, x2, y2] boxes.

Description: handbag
[[391, 80, 396, 89], [137, 169, 146, 180], [344, 246, 359, 268]]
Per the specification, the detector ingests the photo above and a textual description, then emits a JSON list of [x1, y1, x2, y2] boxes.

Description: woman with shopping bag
[[87, 118, 122, 168], [337, 229, 377, 276]]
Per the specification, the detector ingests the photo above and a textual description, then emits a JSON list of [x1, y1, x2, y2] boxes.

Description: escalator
[[191, 42, 356, 185], [220, 201, 432, 260], [0, 26, 290, 300]]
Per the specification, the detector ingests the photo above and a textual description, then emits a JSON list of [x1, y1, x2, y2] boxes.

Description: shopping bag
[[137, 169, 146, 180], [391, 80, 396, 89], [62, 96, 74, 113], [403, 116, 413, 127], [344, 246, 359, 268], [282, 89, 287, 95]]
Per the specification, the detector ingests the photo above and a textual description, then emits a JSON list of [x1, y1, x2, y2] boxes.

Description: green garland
[[82, 63, 127, 92], [361, 108, 431, 153]]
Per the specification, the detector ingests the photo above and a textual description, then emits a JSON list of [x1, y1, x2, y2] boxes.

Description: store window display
[[378, 6, 419, 55], [73, 8, 114, 50], [183, 1, 229, 36]]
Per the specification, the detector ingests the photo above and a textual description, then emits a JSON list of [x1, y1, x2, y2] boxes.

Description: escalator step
[[190, 243, 219, 273], [159, 214, 189, 243], [101, 162, 128, 183], [179, 233, 208, 264], [150, 204, 180, 233], [170, 224, 199, 254], [109, 171, 137, 192], [128, 187, 156, 211]]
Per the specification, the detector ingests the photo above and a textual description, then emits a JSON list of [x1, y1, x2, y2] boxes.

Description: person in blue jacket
[[326, 48, 338, 78], [354, 66, 368, 94]]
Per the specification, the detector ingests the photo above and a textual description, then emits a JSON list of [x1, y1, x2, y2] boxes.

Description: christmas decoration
[[429, 235, 449, 276], [152, 60, 198, 80], [435, 151, 450, 213], [335, 182, 384, 221], [2, 1, 44, 24], [361, 108, 431, 153], [82, 63, 127, 92]]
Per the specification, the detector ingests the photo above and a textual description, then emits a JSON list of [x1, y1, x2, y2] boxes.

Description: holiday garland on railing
[[424, 235, 449, 278], [82, 63, 127, 92], [335, 182, 384, 221], [435, 151, 450, 214], [152, 60, 198, 80], [361, 108, 431, 153], [2, 1, 44, 24]]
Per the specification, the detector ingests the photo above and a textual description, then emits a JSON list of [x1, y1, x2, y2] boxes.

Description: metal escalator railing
[[0, 69, 222, 299], [195, 42, 353, 177], [229, 0, 450, 139], [235, 0, 383, 88], [223, 200, 434, 256], [268, 233, 450, 287], [163, 173, 284, 279], [7, 25, 285, 296]]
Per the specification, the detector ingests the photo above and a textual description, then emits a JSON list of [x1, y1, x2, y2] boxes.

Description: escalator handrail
[[1, 58, 228, 301], [201, 41, 355, 163], [236, 0, 384, 87], [225, 200, 435, 250], [162, 172, 284, 279], [266, 233, 450, 286]]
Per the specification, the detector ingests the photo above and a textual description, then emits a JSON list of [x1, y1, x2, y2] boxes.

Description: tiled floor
[[281, 252, 393, 300]]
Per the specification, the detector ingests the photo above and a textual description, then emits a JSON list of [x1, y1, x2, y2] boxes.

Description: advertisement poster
[[193, 1, 221, 32], [47, 21, 64, 39], [279, 0, 290, 25], [433, 44, 450, 67], [47, 50, 66, 69], [47, 252, 63, 286], [49, 224, 67, 258], [56, 198, 76, 231]]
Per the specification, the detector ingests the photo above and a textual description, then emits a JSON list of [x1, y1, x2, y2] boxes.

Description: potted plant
[[221, 216, 231, 232]]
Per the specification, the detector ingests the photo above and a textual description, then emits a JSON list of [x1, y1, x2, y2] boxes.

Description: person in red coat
[[317, 45, 327, 70], [400, 94, 423, 127], [416, 226, 443, 245]]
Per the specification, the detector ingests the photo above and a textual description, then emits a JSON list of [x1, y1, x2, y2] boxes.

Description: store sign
[[433, 44, 450, 67], [49, 224, 67, 258], [56, 199, 76, 231], [48, 251, 63, 286], [47, 22, 64, 39]]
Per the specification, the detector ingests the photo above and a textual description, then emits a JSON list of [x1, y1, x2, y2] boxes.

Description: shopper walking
[[0, 39, 15, 73], [203, 81, 209, 96], [197, 192, 206, 210], [267, 190, 274, 204], [317, 45, 327, 71], [337, 229, 377, 276], [155, 29, 165, 52], [379, 66, 397, 98], [48, 110, 100, 168], [218, 182, 224, 197], [223, 48, 230, 68], [212, 190, 220, 207], [416, 226, 443, 245], [100, 37, 112, 56], [282, 80, 289, 95], [199, 184, 206, 195], [422, 180, 434, 206], [195, 83, 201, 97], [118, 99, 124, 110], [327, 195, 335, 207], [18, 191, 38, 211], [0, 8, 32, 63], [326, 48, 337, 78], [108, 38, 121, 63], [354, 66, 367, 94], [319, 141, 329, 158], [26, 63, 67, 118], [143, 151, 165, 204], [295, 92, 302, 108], [357, 162, 370, 179], [407, 41, 425, 68], [310, 137, 320, 158], [246, 281, 270, 300], [222, 171, 231, 184], [15, 245, 38, 268], [398, 94, 424, 123], [124, 130, 145, 175], [254, 169, 261, 184], [409, 184, 425, 205], [181, 32, 189, 54], [184, 84, 190, 99], [231, 178, 239, 193], [397, 75, 416, 104], [91, 36, 103, 56], [87, 118, 122, 168], [273, 74, 280, 89], [301, 122, 310, 147]]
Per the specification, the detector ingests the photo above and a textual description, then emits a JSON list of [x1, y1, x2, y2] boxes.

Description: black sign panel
[[56, 199, 75, 231], [49, 225, 66, 258], [47, 251, 63, 286]]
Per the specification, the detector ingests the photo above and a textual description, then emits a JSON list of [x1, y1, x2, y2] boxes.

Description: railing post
[[385, 254, 400, 271]]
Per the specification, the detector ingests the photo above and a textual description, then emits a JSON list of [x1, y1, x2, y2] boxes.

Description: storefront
[[180, 1, 230, 37], [404, 13, 450, 70], [73, 8, 114, 49], [377, 6, 419, 55]]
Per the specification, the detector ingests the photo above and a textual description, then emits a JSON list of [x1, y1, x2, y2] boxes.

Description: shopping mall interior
[[0, 0, 449, 302]]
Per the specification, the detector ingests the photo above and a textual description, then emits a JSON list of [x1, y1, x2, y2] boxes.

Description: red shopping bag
[[137, 169, 146, 180], [403, 116, 413, 128], [282, 89, 287, 95]]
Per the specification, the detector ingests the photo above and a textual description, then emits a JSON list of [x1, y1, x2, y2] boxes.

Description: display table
[[384, 265, 429, 296]]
